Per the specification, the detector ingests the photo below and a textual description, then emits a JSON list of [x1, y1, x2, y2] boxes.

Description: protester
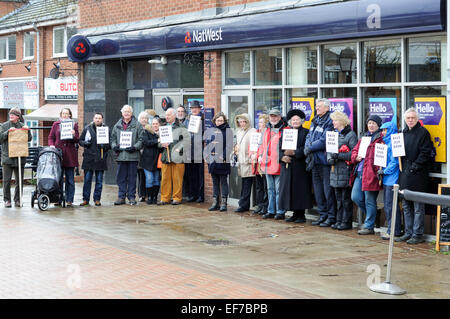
[[184, 100, 205, 203], [140, 117, 162, 204], [257, 108, 287, 219], [378, 121, 402, 240], [279, 109, 312, 223], [158, 107, 190, 205], [327, 111, 357, 230], [304, 98, 336, 226], [396, 108, 434, 244], [110, 104, 144, 205], [234, 113, 256, 213], [137, 111, 150, 202], [250, 114, 269, 215], [78, 112, 110, 206], [0, 108, 32, 208], [205, 112, 233, 212], [350, 115, 384, 235], [176, 105, 187, 125], [48, 107, 79, 207]]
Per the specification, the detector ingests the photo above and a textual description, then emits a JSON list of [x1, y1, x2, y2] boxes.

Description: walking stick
[[167, 146, 171, 163], [398, 157, 402, 172], [18, 156, 22, 207]]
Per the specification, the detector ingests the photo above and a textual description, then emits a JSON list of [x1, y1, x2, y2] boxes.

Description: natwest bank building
[[72, 0, 448, 229]]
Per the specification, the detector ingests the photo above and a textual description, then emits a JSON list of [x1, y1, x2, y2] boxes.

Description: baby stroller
[[31, 146, 65, 211]]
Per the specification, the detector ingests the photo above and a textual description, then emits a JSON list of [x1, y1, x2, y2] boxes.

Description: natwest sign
[[45, 77, 78, 100], [186, 27, 223, 44]]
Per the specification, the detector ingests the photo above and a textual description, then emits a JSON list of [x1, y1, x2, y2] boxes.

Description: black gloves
[[83, 141, 92, 148], [331, 153, 339, 159], [377, 168, 384, 178], [113, 145, 121, 152], [125, 146, 137, 153]]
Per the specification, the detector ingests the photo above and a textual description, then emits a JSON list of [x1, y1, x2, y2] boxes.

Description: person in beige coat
[[234, 113, 256, 212]]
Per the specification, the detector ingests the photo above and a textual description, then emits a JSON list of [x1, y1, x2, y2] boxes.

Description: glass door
[[223, 91, 252, 205]]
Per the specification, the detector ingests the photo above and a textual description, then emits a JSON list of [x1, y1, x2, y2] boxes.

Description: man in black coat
[[397, 107, 434, 244], [79, 113, 111, 206]]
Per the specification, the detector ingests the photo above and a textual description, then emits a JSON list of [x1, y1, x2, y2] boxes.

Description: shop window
[[254, 89, 282, 118], [255, 48, 282, 86], [362, 87, 401, 128], [323, 44, 356, 84], [363, 39, 401, 83], [127, 60, 151, 90], [287, 46, 317, 85], [408, 36, 446, 82], [225, 51, 251, 85], [0, 36, 16, 61], [322, 88, 358, 133]]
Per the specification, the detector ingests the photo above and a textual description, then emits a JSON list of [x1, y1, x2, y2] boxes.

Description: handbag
[[157, 153, 162, 169]]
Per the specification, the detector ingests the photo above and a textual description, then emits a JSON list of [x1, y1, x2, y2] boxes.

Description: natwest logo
[[186, 27, 223, 44]]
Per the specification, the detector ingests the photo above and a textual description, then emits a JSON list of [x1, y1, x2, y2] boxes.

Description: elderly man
[[257, 108, 287, 219], [110, 105, 144, 205], [0, 108, 32, 208], [396, 107, 434, 244], [304, 98, 336, 226], [158, 107, 190, 205], [176, 105, 187, 125]]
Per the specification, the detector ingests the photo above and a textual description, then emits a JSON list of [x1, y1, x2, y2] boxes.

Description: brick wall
[[0, 1, 23, 17]]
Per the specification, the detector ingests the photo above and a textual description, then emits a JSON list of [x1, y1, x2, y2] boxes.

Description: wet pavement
[[0, 183, 449, 299]]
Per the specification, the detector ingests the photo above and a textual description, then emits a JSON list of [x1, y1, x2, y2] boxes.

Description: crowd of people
[[0, 98, 436, 245]]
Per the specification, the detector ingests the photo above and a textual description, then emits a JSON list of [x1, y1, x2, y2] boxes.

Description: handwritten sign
[[357, 136, 371, 158], [374, 143, 388, 167], [96, 126, 109, 144], [8, 129, 29, 157], [282, 129, 298, 150], [391, 133, 405, 157], [159, 125, 174, 144], [119, 131, 132, 148], [249, 132, 261, 152], [60, 120, 73, 140], [188, 115, 201, 134], [326, 131, 339, 154]]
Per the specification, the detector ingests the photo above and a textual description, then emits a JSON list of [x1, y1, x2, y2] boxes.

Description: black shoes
[[186, 197, 196, 202], [262, 213, 275, 219], [196, 197, 204, 203], [320, 219, 335, 227], [114, 198, 126, 205], [234, 207, 248, 213], [337, 223, 352, 230], [274, 214, 285, 220], [311, 218, 327, 226], [406, 236, 425, 244]]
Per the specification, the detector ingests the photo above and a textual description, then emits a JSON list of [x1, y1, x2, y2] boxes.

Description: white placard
[[96, 126, 109, 144], [249, 132, 261, 152], [60, 120, 74, 140], [357, 136, 372, 158], [326, 131, 339, 154], [159, 125, 174, 144], [391, 133, 406, 157], [188, 115, 201, 134], [374, 143, 388, 168], [119, 131, 133, 148], [281, 129, 298, 150]]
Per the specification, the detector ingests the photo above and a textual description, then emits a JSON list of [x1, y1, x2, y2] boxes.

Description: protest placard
[[326, 131, 339, 154], [96, 126, 109, 144], [60, 120, 74, 140], [159, 125, 174, 144], [188, 115, 201, 134], [391, 133, 405, 157], [281, 129, 298, 150], [8, 129, 29, 157], [374, 143, 388, 167], [357, 136, 371, 158], [119, 131, 133, 148], [249, 132, 261, 152]]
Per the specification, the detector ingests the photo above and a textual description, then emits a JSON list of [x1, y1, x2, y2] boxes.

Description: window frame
[[23, 32, 34, 60], [53, 26, 77, 58], [0, 35, 16, 62]]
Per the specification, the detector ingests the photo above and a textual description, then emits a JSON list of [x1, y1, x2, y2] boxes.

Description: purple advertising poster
[[329, 98, 354, 129], [368, 97, 397, 124]]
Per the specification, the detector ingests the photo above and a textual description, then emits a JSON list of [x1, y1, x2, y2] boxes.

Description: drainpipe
[[32, 22, 39, 110]]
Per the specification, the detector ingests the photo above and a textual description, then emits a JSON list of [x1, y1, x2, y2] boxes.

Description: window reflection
[[323, 44, 357, 84], [225, 51, 251, 85], [287, 46, 317, 85], [363, 39, 401, 83], [255, 48, 282, 86], [408, 36, 446, 82]]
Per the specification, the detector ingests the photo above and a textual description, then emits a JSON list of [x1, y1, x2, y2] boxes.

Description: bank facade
[[72, 0, 447, 231]]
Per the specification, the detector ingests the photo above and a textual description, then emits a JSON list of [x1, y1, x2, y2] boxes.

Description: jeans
[[266, 174, 285, 216], [143, 169, 161, 187], [383, 186, 402, 236], [402, 199, 425, 238], [62, 167, 75, 203], [211, 174, 228, 199], [238, 177, 254, 210], [82, 170, 104, 202], [311, 165, 336, 221], [116, 161, 138, 200], [351, 172, 378, 230]]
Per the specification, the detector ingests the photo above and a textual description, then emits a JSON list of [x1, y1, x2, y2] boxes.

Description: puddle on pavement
[[200, 239, 232, 246]]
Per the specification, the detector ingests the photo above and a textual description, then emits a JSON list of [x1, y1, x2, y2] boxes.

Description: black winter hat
[[286, 109, 306, 121], [366, 114, 382, 128]]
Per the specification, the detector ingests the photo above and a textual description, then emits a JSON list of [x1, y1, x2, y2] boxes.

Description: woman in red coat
[[48, 108, 79, 207], [350, 115, 384, 235]]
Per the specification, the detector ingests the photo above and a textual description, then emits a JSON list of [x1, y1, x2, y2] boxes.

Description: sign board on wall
[[329, 98, 354, 129], [0, 80, 38, 109], [45, 77, 78, 100], [291, 97, 315, 129], [369, 97, 397, 124], [414, 96, 446, 163]]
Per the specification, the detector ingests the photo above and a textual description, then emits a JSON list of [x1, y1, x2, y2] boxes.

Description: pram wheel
[[37, 194, 50, 211]]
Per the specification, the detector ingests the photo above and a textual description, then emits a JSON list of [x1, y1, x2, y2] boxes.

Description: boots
[[286, 211, 299, 222], [219, 198, 227, 212], [146, 188, 153, 204], [152, 186, 160, 204], [208, 197, 220, 211], [294, 210, 306, 223]]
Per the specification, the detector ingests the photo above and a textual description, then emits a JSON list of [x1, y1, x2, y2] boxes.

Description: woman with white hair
[[396, 107, 434, 244]]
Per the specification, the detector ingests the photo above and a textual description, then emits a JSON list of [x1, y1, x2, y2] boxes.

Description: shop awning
[[24, 104, 78, 122]]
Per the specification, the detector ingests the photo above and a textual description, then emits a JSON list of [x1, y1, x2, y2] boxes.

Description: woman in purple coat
[[48, 108, 79, 207]]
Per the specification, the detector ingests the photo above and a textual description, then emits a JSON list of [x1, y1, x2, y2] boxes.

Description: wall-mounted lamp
[[25, 62, 31, 72], [148, 56, 167, 65], [53, 59, 61, 69]]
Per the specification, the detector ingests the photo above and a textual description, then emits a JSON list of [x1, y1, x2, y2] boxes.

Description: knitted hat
[[9, 108, 23, 122], [366, 114, 382, 128]]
